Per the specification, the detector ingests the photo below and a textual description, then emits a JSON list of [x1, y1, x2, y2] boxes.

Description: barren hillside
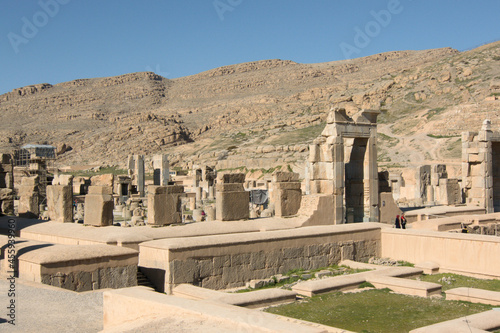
[[1, 41, 499, 173]]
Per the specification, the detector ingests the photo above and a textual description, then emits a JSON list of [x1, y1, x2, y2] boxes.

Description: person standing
[[400, 214, 407, 229], [395, 215, 401, 228]]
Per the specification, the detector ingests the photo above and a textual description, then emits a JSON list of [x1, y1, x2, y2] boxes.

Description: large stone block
[[275, 188, 302, 217], [90, 173, 114, 187], [215, 183, 244, 192], [216, 173, 245, 184], [147, 186, 183, 225], [216, 191, 249, 221], [88, 185, 113, 195], [273, 172, 299, 183], [84, 193, 113, 226], [46, 185, 73, 222]]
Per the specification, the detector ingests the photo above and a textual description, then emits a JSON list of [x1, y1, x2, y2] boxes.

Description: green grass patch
[[417, 273, 500, 292], [378, 133, 400, 148], [265, 288, 492, 333], [62, 166, 128, 177], [268, 123, 325, 146], [426, 107, 446, 120], [427, 134, 460, 139]]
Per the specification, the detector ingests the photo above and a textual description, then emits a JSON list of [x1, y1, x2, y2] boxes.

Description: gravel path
[[0, 277, 103, 333]]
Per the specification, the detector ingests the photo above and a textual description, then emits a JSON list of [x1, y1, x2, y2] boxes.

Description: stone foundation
[[139, 224, 380, 293]]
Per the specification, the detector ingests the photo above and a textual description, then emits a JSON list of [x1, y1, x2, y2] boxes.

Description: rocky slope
[[1, 41, 499, 173]]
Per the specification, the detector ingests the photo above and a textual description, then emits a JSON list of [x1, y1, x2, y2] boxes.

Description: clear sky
[[1, 0, 499, 95]]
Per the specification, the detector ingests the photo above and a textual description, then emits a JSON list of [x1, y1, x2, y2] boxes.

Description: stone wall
[[139, 224, 381, 293], [17, 243, 138, 292], [381, 228, 500, 279]]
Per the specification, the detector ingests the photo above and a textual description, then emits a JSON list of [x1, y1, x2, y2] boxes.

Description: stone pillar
[[46, 185, 73, 222], [272, 172, 302, 217], [195, 187, 202, 206], [84, 186, 114, 226], [205, 205, 215, 221], [366, 127, 379, 222], [18, 176, 40, 218], [153, 154, 169, 186], [135, 155, 145, 197], [216, 173, 249, 221], [147, 185, 184, 225]]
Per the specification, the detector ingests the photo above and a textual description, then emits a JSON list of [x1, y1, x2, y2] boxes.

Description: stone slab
[[445, 287, 500, 306], [366, 275, 442, 297]]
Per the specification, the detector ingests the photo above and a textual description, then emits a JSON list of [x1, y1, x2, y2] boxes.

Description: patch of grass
[[427, 134, 460, 139], [359, 281, 375, 288], [378, 133, 400, 148], [62, 166, 128, 177], [269, 122, 325, 146], [397, 261, 414, 267], [265, 288, 492, 333], [418, 273, 500, 292], [426, 107, 446, 120], [442, 138, 462, 159]]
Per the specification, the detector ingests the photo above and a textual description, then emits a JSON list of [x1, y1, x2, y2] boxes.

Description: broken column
[[46, 174, 74, 222], [153, 154, 169, 186], [84, 186, 114, 226], [18, 176, 40, 218], [147, 185, 184, 225], [272, 172, 302, 217], [216, 173, 249, 221], [128, 155, 145, 197]]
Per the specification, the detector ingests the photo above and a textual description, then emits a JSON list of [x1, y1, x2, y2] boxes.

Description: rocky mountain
[[1, 41, 499, 174]]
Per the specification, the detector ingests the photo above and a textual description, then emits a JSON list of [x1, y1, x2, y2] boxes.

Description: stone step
[[137, 268, 155, 289]]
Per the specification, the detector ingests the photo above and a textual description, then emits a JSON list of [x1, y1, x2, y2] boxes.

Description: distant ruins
[[1, 108, 500, 332]]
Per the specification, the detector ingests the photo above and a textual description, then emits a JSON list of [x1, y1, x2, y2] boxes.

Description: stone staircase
[[137, 268, 155, 290]]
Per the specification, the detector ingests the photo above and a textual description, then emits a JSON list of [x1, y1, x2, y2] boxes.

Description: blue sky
[[1, 0, 499, 95]]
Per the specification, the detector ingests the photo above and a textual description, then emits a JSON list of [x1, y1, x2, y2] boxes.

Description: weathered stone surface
[[147, 185, 184, 225], [217, 173, 245, 184], [84, 193, 114, 226], [216, 191, 249, 221], [90, 173, 114, 187], [46, 185, 73, 222], [88, 185, 113, 195]]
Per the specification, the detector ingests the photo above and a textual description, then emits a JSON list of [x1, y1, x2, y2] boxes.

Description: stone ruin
[[462, 119, 500, 213], [147, 184, 184, 225], [306, 107, 380, 223], [390, 164, 462, 207], [271, 172, 301, 217], [46, 174, 74, 222], [127, 154, 145, 197], [0, 153, 14, 215], [216, 173, 249, 221]]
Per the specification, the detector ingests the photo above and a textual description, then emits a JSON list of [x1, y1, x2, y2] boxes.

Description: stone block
[[147, 191, 183, 225], [273, 172, 299, 183], [84, 193, 113, 226], [216, 173, 245, 184], [148, 185, 184, 195], [52, 174, 74, 186], [216, 191, 249, 221], [21, 176, 39, 186], [88, 185, 113, 195], [274, 182, 301, 190], [275, 188, 302, 217], [216, 183, 245, 192], [90, 173, 114, 187], [46, 185, 73, 222]]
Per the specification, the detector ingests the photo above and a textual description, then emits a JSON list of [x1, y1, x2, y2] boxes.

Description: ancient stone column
[[272, 172, 302, 217], [46, 185, 73, 222], [216, 173, 249, 221], [84, 186, 114, 226], [153, 154, 169, 186], [18, 176, 40, 218], [147, 185, 184, 225]]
